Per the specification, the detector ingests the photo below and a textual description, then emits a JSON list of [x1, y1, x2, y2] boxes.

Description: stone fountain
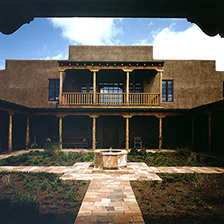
[[94, 148, 127, 170]]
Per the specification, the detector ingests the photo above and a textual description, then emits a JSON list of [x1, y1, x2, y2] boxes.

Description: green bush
[[43, 143, 62, 156], [0, 193, 40, 224], [129, 148, 138, 156]]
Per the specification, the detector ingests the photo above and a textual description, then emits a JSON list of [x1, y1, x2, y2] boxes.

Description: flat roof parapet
[[69, 45, 153, 61]]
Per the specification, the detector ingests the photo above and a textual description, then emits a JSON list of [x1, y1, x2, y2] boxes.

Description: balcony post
[[59, 71, 63, 105], [93, 71, 97, 104], [159, 70, 163, 105], [126, 71, 129, 105]]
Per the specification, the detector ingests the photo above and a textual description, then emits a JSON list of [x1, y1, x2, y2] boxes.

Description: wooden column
[[90, 115, 98, 150], [208, 113, 212, 153], [59, 117, 63, 147], [126, 71, 129, 105], [159, 117, 162, 150], [191, 117, 194, 150], [26, 116, 30, 150], [123, 115, 132, 151], [159, 70, 163, 105], [156, 115, 166, 151], [93, 71, 97, 104], [59, 71, 63, 105], [8, 113, 13, 154]]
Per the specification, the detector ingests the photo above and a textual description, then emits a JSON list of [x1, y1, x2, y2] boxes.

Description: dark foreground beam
[[0, 1, 224, 37]]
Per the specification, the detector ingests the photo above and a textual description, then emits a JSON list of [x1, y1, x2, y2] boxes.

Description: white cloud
[[152, 25, 224, 71], [133, 40, 150, 46], [0, 64, 5, 70], [49, 18, 123, 45], [45, 52, 67, 60], [148, 21, 155, 26]]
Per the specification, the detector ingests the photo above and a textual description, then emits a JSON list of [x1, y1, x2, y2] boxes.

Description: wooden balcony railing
[[61, 92, 160, 106], [61, 92, 94, 105], [129, 93, 160, 106], [96, 93, 126, 105]]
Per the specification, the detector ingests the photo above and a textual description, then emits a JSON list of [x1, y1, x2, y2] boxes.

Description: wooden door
[[104, 122, 117, 148]]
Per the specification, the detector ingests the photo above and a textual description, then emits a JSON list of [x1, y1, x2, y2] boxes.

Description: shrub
[[1, 174, 12, 186], [41, 182, 48, 191], [43, 143, 61, 156], [0, 193, 40, 223], [129, 148, 138, 157], [46, 193, 54, 199], [44, 200, 52, 205]]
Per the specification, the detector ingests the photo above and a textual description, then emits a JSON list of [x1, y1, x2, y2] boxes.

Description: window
[[129, 82, 141, 93], [81, 82, 93, 93], [49, 79, 60, 101], [99, 82, 123, 104], [99, 82, 123, 93], [162, 80, 173, 102]]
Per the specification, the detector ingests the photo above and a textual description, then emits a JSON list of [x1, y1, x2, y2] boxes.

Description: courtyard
[[0, 148, 223, 224]]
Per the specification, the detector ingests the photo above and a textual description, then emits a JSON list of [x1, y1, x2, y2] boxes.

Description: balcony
[[60, 92, 160, 107]]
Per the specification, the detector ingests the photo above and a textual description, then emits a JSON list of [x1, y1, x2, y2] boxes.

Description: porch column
[[8, 112, 14, 154], [59, 71, 63, 105], [156, 115, 166, 151], [159, 70, 163, 105], [26, 116, 30, 150], [207, 113, 212, 153], [59, 117, 63, 147], [123, 115, 132, 151], [191, 117, 194, 150], [90, 115, 99, 150]]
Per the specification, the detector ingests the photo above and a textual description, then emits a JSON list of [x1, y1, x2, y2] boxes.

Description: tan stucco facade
[[69, 45, 154, 61], [0, 46, 223, 109]]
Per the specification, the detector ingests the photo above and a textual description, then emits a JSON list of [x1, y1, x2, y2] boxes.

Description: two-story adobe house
[[0, 46, 223, 154]]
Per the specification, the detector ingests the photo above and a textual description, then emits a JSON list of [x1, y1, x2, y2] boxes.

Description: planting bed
[[0, 149, 223, 167], [0, 150, 94, 166], [128, 149, 224, 167], [0, 172, 89, 224], [131, 173, 224, 224]]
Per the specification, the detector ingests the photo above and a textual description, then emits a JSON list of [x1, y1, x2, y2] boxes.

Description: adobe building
[[0, 46, 223, 155]]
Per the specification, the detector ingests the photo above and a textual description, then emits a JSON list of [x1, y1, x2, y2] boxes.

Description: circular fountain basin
[[94, 149, 127, 170]]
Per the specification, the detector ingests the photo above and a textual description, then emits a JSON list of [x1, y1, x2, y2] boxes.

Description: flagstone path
[[0, 162, 224, 223]]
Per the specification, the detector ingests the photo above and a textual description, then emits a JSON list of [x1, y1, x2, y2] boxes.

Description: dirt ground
[[131, 173, 224, 224], [0, 172, 89, 224]]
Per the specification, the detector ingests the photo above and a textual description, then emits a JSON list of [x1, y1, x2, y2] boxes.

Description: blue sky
[[0, 18, 223, 70]]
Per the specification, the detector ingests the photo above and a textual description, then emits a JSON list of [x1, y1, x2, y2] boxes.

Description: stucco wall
[[0, 51, 223, 109], [162, 60, 223, 109], [0, 60, 59, 108], [69, 45, 153, 61]]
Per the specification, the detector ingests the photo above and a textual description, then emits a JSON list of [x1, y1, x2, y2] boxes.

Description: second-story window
[[162, 80, 173, 102], [81, 82, 93, 93], [49, 79, 60, 101], [129, 82, 141, 93]]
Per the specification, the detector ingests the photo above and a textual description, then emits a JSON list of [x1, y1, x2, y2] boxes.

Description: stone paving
[[1, 150, 224, 223], [74, 178, 144, 224]]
